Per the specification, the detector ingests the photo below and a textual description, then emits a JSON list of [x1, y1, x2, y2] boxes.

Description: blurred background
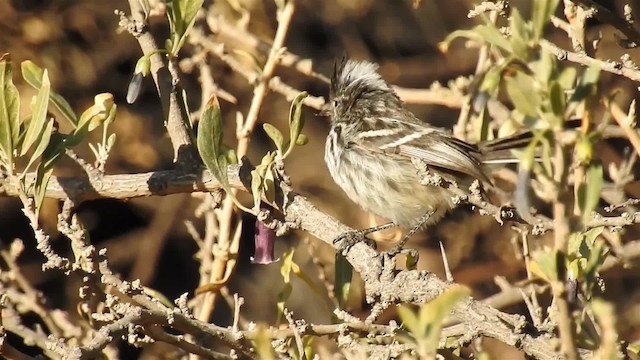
[[1, 0, 640, 358]]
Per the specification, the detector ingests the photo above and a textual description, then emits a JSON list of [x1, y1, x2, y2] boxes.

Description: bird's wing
[[353, 120, 489, 182]]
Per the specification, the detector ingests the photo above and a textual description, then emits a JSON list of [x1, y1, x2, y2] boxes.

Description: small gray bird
[[325, 58, 533, 252]]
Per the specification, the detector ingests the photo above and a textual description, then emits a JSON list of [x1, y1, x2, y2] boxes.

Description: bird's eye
[[333, 99, 339, 108]]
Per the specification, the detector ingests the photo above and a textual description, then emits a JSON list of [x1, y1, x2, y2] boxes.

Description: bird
[[324, 58, 536, 254]]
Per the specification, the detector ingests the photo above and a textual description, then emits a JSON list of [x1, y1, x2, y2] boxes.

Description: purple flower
[[251, 219, 277, 264]]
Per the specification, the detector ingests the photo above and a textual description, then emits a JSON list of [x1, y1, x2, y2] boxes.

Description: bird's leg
[[333, 222, 396, 254], [385, 210, 435, 257]]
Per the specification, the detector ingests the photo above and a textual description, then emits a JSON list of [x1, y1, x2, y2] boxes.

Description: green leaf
[[557, 66, 577, 90], [252, 324, 275, 360], [577, 163, 603, 223], [263, 123, 284, 153], [549, 81, 564, 116], [277, 248, 295, 324], [438, 29, 483, 53], [21, 70, 51, 156], [591, 299, 620, 360], [21, 61, 77, 126], [34, 163, 53, 216], [166, 0, 204, 55], [509, 8, 530, 59], [0, 55, 19, 165], [475, 24, 513, 53], [286, 92, 308, 156], [295, 133, 308, 146], [569, 65, 601, 104], [334, 253, 353, 308], [532, 0, 560, 40], [250, 168, 264, 212], [23, 118, 54, 174], [505, 72, 540, 117], [398, 286, 469, 358], [530, 250, 560, 282], [197, 94, 230, 192]]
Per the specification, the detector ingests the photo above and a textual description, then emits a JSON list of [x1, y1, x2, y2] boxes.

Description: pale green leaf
[[21, 61, 77, 126], [505, 72, 540, 117], [532, 0, 560, 40], [577, 163, 603, 223], [21, 70, 51, 156], [263, 123, 284, 152], [23, 118, 54, 174], [197, 94, 230, 192], [0, 55, 19, 165], [34, 165, 53, 217], [530, 250, 560, 282], [509, 8, 530, 59], [286, 92, 308, 155], [475, 24, 513, 53]]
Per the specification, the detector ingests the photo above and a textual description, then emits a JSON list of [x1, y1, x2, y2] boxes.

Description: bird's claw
[[333, 230, 376, 255]]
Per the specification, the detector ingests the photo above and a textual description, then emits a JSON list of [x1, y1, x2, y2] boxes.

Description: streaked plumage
[[324, 58, 509, 228]]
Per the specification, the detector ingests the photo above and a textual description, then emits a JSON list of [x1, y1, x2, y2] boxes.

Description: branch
[[571, 0, 640, 48], [121, 1, 199, 167], [541, 40, 640, 82], [4, 166, 639, 358]]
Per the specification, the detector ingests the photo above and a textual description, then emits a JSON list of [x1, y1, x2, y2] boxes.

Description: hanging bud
[[251, 217, 277, 265]]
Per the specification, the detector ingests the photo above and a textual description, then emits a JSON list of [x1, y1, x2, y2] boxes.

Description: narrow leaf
[[21, 70, 51, 156], [197, 94, 230, 191], [21, 61, 77, 126], [34, 165, 53, 216], [474, 24, 513, 53], [334, 253, 353, 308], [532, 0, 560, 40], [0, 55, 19, 165], [578, 163, 603, 223], [23, 118, 54, 174], [505, 72, 540, 117], [509, 8, 529, 59], [263, 123, 284, 152], [287, 92, 308, 155]]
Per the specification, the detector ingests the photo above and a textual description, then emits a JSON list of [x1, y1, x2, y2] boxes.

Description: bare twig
[[541, 39, 640, 82]]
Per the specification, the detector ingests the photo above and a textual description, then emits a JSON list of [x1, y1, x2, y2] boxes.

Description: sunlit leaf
[[532, 0, 560, 40], [34, 164, 53, 216], [475, 24, 513, 53], [577, 163, 603, 223], [295, 133, 308, 146], [263, 123, 284, 153], [505, 72, 540, 117], [557, 66, 577, 90], [252, 324, 275, 360], [398, 286, 469, 358], [509, 8, 530, 59], [166, 0, 204, 55], [569, 65, 601, 104], [197, 94, 230, 192], [23, 118, 54, 174], [277, 248, 295, 324], [439, 29, 483, 53], [286, 92, 308, 156], [21, 70, 51, 156], [0, 55, 19, 165], [21, 61, 77, 126], [591, 299, 620, 360], [530, 250, 560, 282]]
